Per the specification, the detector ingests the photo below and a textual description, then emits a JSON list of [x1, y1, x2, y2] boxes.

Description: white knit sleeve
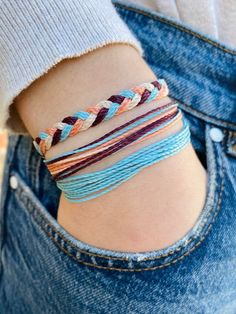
[[0, 0, 143, 133]]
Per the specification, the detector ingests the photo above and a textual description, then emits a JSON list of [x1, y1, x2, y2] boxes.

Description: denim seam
[[0, 136, 21, 267], [114, 2, 236, 129], [113, 2, 236, 56], [174, 97, 236, 130], [12, 133, 224, 271]]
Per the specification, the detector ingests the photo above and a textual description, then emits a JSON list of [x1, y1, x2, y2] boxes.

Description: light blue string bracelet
[[56, 118, 191, 203]]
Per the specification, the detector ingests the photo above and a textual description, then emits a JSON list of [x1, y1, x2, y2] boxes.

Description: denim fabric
[[0, 1, 236, 313]]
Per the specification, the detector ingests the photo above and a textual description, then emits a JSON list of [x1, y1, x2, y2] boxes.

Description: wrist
[[15, 44, 156, 139]]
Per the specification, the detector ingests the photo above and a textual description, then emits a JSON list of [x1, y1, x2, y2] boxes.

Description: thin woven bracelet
[[51, 112, 181, 181], [48, 108, 181, 180], [45, 101, 176, 162], [46, 107, 179, 179], [45, 102, 180, 180], [48, 111, 181, 180], [34, 79, 169, 156], [44, 106, 178, 180], [56, 118, 190, 203]]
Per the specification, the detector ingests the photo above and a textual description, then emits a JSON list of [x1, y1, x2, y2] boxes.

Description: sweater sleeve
[[0, 0, 143, 133]]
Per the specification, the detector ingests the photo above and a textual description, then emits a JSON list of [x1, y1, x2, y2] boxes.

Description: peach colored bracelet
[[44, 102, 180, 181]]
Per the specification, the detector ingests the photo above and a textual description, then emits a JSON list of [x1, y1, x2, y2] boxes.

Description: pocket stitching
[[12, 133, 224, 271], [16, 157, 223, 272], [42, 152, 225, 271], [14, 169, 219, 262]]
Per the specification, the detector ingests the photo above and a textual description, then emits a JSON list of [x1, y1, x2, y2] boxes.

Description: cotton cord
[[33, 79, 168, 156], [45, 101, 176, 163], [45, 102, 180, 180], [56, 118, 190, 203], [48, 111, 181, 180]]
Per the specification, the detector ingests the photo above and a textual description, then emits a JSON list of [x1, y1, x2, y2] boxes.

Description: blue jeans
[[1, 1, 236, 313]]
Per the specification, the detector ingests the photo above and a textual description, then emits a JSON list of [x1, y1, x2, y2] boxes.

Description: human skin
[[14, 44, 207, 252]]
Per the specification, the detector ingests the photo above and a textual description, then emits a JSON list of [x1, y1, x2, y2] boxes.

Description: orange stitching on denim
[[114, 2, 236, 56]]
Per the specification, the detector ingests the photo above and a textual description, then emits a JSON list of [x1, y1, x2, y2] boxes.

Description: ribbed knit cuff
[[0, 0, 143, 133]]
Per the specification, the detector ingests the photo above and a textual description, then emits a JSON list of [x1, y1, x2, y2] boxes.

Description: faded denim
[[0, 1, 236, 313]]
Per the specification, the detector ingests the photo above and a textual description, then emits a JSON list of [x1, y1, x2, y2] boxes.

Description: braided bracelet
[[33, 79, 169, 156]]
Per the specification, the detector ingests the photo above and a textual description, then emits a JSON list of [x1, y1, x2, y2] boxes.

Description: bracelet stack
[[33, 79, 168, 156], [34, 79, 190, 203]]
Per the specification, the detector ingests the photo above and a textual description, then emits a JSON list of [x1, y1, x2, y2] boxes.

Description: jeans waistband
[[114, 1, 236, 130]]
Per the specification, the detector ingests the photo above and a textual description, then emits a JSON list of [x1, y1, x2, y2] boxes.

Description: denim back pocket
[[2, 114, 225, 272]]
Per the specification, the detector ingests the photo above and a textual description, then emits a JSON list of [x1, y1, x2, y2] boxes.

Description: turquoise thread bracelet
[[56, 118, 190, 203]]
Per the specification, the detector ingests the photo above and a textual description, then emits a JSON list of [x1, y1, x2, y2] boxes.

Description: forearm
[[0, 0, 142, 133], [15, 44, 179, 166], [15, 44, 159, 157]]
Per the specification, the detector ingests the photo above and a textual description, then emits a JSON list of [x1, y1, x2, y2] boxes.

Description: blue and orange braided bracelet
[[33, 79, 168, 156], [33, 80, 190, 203]]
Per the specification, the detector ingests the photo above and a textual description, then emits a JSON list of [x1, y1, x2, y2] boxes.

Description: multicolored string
[[43, 101, 190, 203], [56, 119, 190, 203], [44, 101, 179, 179], [33, 79, 168, 156]]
